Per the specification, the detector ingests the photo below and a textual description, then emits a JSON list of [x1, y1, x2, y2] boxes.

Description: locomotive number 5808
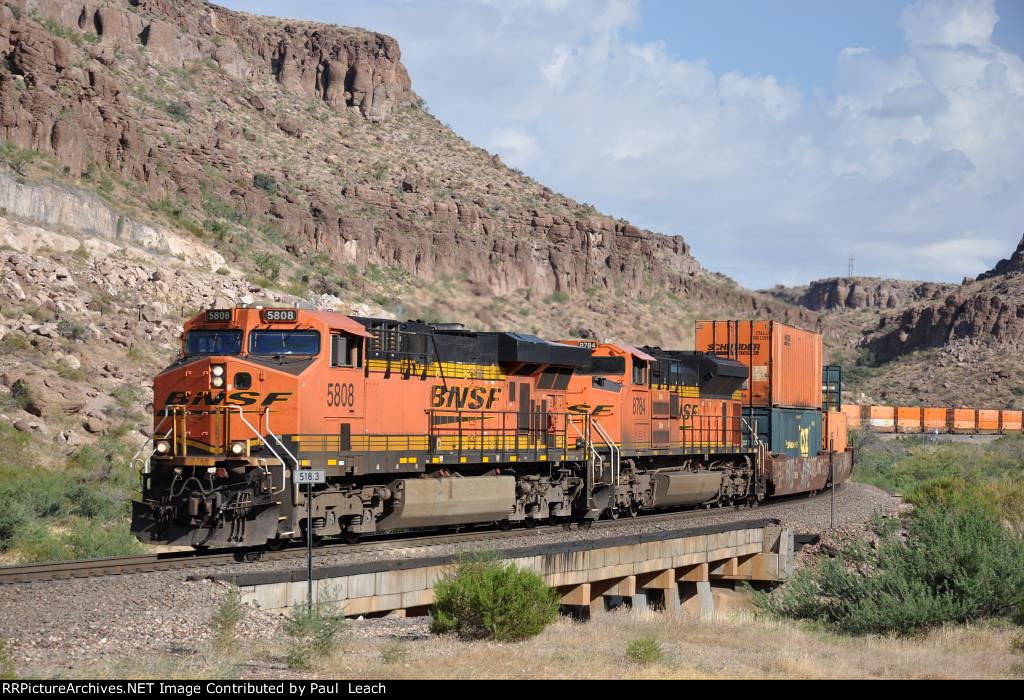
[[327, 382, 355, 408]]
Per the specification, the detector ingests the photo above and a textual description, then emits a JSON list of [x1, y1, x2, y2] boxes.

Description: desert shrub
[[253, 173, 278, 195], [283, 601, 346, 670], [430, 555, 560, 642], [380, 640, 407, 665], [759, 502, 1024, 636], [164, 101, 190, 120], [56, 319, 89, 341], [211, 586, 246, 653], [0, 424, 142, 561], [64, 519, 143, 559], [252, 252, 281, 282], [625, 636, 663, 666], [0, 638, 14, 680]]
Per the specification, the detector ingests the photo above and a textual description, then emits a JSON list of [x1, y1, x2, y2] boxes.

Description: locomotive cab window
[[249, 330, 321, 356], [330, 332, 363, 368], [632, 359, 648, 386], [185, 329, 242, 357]]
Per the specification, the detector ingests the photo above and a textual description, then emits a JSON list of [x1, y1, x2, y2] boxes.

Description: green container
[[744, 408, 822, 458]]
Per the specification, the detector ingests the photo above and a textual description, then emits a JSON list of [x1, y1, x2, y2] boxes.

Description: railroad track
[[0, 489, 835, 585]]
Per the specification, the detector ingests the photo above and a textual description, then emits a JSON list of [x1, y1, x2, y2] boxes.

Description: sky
[[221, 0, 1024, 289]]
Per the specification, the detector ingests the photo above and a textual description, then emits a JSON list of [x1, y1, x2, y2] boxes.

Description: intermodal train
[[131, 310, 853, 548], [841, 404, 1024, 435]]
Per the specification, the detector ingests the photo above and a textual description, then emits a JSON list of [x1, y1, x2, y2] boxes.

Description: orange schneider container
[[922, 408, 948, 433], [1000, 410, 1023, 433], [895, 406, 922, 433], [866, 405, 895, 432], [694, 320, 823, 409], [977, 409, 1000, 433], [840, 404, 863, 430], [824, 411, 848, 452], [949, 408, 977, 433]]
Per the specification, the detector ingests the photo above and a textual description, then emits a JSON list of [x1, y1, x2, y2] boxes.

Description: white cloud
[[229, 0, 1024, 287]]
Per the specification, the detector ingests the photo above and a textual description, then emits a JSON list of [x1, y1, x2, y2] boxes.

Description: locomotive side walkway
[[203, 519, 792, 619]]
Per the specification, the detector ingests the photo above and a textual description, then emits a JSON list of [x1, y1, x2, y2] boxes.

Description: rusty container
[[840, 404, 863, 430], [922, 408, 948, 433], [694, 320, 823, 410], [824, 410, 848, 452], [977, 409, 1000, 433], [1000, 410, 1023, 433], [866, 405, 895, 433], [949, 408, 977, 434], [895, 406, 922, 433]]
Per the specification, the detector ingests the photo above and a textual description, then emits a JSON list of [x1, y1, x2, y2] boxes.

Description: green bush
[[0, 423, 142, 562], [380, 640, 407, 665], [430, 555, 560, 642], [211, 586, 246, 653], [625, 636, 663, 665], [283, 602, 346, 670], [253, 173, 278, 195], [0, 638, 14, 680], [759, 503, 1024, 636], [57, 319, 89, 341]]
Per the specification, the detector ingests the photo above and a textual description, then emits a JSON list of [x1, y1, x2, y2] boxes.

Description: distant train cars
[[842, 405, 1024, 435], [131, 311, 851, 549]]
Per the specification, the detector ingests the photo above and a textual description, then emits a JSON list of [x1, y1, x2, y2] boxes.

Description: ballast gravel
[[0, 482, 900, 676]]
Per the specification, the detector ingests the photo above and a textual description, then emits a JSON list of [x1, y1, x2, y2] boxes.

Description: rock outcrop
[[978, 234, 1024, 281], [774, 277, 956, 312]]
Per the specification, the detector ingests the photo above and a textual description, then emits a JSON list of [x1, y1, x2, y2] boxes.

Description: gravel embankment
[[0, 482, 900, 675]]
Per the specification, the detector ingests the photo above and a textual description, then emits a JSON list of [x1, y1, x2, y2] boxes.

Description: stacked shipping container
[[696, 320, 825, 458]]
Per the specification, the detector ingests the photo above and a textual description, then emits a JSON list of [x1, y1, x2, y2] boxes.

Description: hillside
[[0, 0, 820, 455], [769, 238, 1024, 408]]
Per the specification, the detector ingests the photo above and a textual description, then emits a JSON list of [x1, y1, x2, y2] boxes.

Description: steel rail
[[0, 487, 840, 585]]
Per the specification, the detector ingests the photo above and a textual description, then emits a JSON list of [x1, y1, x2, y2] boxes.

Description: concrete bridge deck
[[200, 518, 794, 619]]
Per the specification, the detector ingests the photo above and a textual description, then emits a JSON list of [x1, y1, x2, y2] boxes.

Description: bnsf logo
[[430, 385, 501, 410], [164, 391, 292, 407]]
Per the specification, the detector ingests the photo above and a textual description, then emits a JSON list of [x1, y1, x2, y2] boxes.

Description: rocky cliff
[[0, 0, 714, 305], [978, 234, 1024, 281], [770, 277, 956, 312]]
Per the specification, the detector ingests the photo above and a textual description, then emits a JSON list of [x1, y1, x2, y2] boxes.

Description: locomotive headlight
[[154, 440, 170, 455], [211, 365, 225, 377], [211, 375, 225, 388], [229, 441, 246, 456]]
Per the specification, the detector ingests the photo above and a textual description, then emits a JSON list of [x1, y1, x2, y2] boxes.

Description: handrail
[[265, 406, 300, 477], [130, 413, 171, 475], [229, 405, 287, 495], [589, 417, 620, 486]]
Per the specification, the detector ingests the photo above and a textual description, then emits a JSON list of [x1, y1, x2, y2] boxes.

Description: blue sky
[[221, 1, 1024, 288]]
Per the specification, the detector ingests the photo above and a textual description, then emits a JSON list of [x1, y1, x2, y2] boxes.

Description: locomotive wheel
[[608, 507, 620, 520], [498, 519, 512, 531], [264, 537, 284, 551], [629, 503, 639, 518], [342, 529, 361, 545], [580, 520, 593, 531]]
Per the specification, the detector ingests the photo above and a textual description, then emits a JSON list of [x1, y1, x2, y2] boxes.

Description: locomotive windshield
[[249, 330, 321, 356], [184, 329, 242, 357]]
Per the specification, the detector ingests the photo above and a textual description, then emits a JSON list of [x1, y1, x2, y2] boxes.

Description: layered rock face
[[864, 275, 1024, 363], [786, 277, 955, 312], [0, 0, 704, 302]]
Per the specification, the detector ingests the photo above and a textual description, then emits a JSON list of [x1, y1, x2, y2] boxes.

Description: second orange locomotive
[[132, 308, 852, 547]]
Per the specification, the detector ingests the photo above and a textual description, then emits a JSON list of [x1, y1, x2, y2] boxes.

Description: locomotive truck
[[131, 308, 853, 548]]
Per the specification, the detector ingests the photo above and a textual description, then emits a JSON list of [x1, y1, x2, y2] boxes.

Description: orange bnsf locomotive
[[131, 307, 853, 548]]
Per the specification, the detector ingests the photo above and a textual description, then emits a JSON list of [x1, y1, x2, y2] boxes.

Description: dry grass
[[318, 611, 1022, 680], [68, 607, 1024, 679]]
